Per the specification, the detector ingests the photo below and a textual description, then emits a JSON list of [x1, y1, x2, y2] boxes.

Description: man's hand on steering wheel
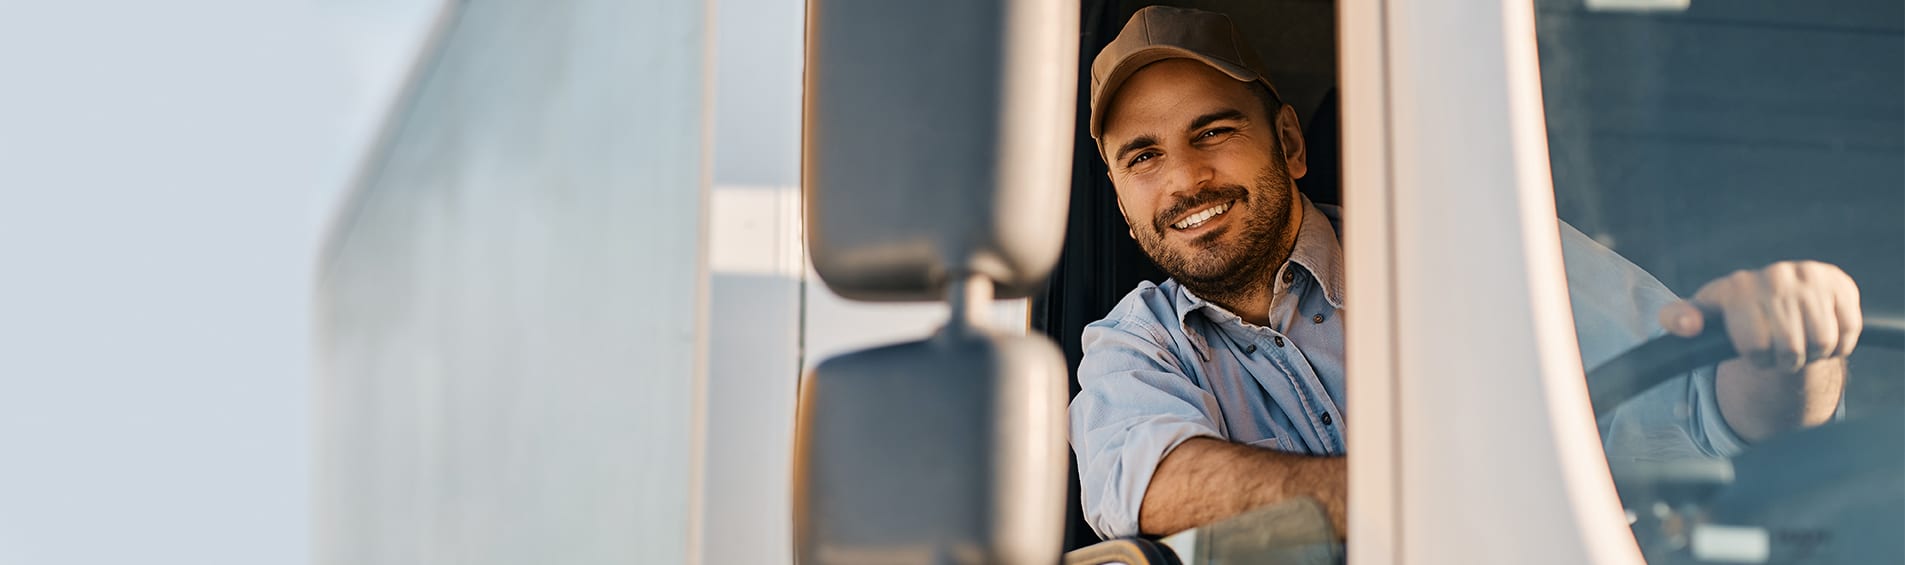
[[1655, 260, 1862, 440], [1658, 260, 1863, 371]]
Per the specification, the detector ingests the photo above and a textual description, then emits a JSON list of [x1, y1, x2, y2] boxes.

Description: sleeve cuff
[[1085, 420, 1222, 540], [1689, 365, 1750, 457]]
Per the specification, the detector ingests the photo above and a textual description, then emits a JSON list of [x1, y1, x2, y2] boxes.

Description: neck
[[1204, 286, 1275, 327]]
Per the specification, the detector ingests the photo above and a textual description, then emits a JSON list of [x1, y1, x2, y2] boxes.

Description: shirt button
[[1273, 336, 1285, 347], [1312, 314, 1325, 324], [1243, 344, 1257, 354], [1282, 270, 1295, 284], [1321, 413, 1334, 426]]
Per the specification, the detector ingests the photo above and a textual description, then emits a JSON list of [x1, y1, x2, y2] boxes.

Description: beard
[[1130, 164, 1298, 307]]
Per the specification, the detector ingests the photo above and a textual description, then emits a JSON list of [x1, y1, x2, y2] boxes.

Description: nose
[[1164, 149, 1215, 198]]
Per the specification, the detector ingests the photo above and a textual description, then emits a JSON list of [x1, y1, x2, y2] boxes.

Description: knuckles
[[1719, 261, 1856, 299]]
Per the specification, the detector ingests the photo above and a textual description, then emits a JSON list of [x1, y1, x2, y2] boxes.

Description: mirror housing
[[803, 0, 1079, 301]]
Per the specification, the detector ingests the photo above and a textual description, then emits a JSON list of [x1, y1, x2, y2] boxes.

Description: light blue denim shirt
[[1068, 196, 1749, 539]]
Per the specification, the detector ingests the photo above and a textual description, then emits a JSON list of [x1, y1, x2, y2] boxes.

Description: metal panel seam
[[1376, 0, 1403, 559], [690, 0, 719, 563]]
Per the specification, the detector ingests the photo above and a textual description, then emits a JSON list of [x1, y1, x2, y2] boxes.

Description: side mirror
[[794, 0, 1080, 563], [794, 310, 1070, 564], [802, 0, 1078, 301]]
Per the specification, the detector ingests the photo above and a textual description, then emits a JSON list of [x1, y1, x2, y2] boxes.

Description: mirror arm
[[946, 272, 995, 333]]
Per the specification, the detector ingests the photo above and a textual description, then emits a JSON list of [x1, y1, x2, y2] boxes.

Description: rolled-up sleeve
[[1069, 314, 1224, 540], [1599, 364, 1749, 461], [1601, 360, 1853, 461]]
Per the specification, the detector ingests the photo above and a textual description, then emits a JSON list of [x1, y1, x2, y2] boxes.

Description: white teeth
[[1173, 202, 1231, 230]]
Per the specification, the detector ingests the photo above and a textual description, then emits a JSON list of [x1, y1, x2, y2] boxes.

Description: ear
[[1273, 104, 1308, 180]]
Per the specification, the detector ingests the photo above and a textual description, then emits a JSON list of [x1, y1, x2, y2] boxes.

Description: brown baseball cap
[[1089, 6, 1281, 141]]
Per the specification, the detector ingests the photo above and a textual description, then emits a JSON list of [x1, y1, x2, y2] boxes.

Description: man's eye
[[1127, 152, 1156, 167], [1199, 127, 1234, 139]]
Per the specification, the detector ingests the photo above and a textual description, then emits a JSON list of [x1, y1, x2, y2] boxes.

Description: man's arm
[[1712, 358, 1845, 442], [1138, 437, 1346, 538]]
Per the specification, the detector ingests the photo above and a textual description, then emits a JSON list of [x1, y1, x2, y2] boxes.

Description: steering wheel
[[1585, 315, 1905, 564], [1587, 316, 1905, 417]]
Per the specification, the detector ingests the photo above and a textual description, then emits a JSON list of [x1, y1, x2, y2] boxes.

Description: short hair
[[1245, 80, 1284, 122], [1244, 80, 1290, 155]]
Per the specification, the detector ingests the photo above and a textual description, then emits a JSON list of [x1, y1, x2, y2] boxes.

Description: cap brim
[[1089, 46, 1261, 141]]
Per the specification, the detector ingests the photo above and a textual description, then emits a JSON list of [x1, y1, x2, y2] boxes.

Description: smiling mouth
[[1171, 201, 1233, 231]]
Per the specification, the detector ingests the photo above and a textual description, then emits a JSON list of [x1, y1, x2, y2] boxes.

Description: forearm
[[1137, 437, 1346, 537], [1715, 357, 1845, 442]]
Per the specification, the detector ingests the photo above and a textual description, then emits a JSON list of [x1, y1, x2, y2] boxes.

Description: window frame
[[1340, 0, 1643, 563]]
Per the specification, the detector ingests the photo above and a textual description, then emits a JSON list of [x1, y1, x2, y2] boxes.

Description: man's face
[[1100, 59, 1308, 297]]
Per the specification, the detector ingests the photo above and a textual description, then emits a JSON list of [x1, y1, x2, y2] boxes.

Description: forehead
[[1101, 59, 1259, 141]]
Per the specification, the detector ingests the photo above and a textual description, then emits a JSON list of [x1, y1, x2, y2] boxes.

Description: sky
[[0, 1, 440, 563]]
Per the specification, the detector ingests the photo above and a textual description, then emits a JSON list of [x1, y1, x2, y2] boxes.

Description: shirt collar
[[1287, 196, 1347, 309], [1170, 195, 1347, 326]]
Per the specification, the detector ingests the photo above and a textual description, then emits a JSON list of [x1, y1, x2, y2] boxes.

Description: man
[[1069, 6, 1863, 540]]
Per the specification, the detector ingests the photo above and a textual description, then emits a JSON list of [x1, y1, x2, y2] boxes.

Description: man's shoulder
[[1078, 279, 1198, 378], [1085, 279, 1185, 346]]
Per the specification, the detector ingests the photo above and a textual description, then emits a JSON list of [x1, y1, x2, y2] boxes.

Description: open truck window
[[1034, 0, 1344, 554], [1046, 1, 1903, 563], [1538, 1, 1904, 563]]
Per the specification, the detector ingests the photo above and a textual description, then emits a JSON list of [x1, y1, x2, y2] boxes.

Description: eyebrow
[[1188, 109, 1249, 132], [1112, 135, 1160, 165], [1111, 108, 1251, 165]]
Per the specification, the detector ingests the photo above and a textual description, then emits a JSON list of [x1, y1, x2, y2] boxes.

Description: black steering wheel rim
[[1587, 316, 1905, 418]]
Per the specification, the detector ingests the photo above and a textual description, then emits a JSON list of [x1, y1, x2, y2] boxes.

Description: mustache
[[1153, 184, 1249, 233]]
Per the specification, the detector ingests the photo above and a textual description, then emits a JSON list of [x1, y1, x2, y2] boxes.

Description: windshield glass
[[1535, 0, 1903, 563]]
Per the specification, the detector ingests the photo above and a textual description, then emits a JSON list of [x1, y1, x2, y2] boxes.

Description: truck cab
[[316, 0, 1902, 563]]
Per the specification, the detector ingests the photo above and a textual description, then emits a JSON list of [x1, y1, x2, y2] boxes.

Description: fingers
[[1791, 261, 1861, 363], [1726, 297, 1780, 370], [1825, 264, 1863, 358], [1798, 293, 1836, 366], [1657, 300, 1706, 337], [1767, 284, 1808, 373], [1687, 261, 1863, 372], [1692, 269, 1774, 367], [1835, 302, 1863, 359]]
